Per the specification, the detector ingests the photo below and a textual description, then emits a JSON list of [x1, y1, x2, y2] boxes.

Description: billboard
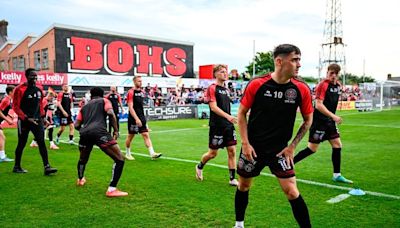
[[54, 27, 194, 78], [0, 71, 67, 85]]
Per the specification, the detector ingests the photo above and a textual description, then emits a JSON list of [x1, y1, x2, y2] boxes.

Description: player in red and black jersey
[[195, 64, 238, 186], [124, 76, 162, 160], [56, 84, 75, 144], [234, 44, 313, 228], [75, 87, 128, 197], [12, 68, 57, 175], [294, 63, 353, 184], [0, 85, 15, 162], [105, 86, 123, 133]]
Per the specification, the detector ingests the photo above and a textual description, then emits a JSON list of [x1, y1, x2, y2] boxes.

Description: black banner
[[54, 26, 194, 78], [144, 105, 196, 121]]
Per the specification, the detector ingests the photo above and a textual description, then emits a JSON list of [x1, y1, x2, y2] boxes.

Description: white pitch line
[[57, 140, 400, 200], [129, 153, 400, 200], [326, 194, 351, 204], [57, 127, 400, 200], [342, 123, 400, 129]]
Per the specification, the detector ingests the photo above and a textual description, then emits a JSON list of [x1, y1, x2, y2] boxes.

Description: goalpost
[[359, 81, 400, 111]]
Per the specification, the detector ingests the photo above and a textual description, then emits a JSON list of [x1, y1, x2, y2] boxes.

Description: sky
[[1, 0, 399, 81]]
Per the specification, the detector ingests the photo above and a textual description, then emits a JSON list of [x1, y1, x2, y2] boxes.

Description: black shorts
[[309, 120, 340, 144], [79, 129, 117, 150], [208, 125, 237, 149], [127, 117, 148, 134], [59, 113, 73, 126], [237, 148, 295, 179]]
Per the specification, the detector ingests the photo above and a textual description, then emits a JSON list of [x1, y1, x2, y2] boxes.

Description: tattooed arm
[[277, 112, 313, 167]]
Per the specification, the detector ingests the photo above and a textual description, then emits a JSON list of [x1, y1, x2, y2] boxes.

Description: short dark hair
[[327, 63, 341, 73], [25, 68, 36, 77], [273, 44, 301, 58], [133, 75, 141, 81], [6, 85, 15, 95], [90, 87, 104, 98]]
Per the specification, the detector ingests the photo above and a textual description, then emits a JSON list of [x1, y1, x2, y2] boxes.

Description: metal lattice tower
[[321, 0, 346, 83]]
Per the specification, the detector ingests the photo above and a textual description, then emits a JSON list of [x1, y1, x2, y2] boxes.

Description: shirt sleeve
[[12, 85, 26, 120], [315, 81, 329, 101], [126, 90, 134, 105], [103, 98, 113, 112], [39, 88, 45, 117], [207, 84, 217, 103], [57, 92, 63, 102], [299, 84, 314, 115], [0, 97, 10, 111], [240, 79, 265, 109], [76, 109, 83, 121]]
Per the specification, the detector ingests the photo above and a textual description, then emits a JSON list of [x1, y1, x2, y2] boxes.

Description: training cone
[[349, 188, 366, 196]]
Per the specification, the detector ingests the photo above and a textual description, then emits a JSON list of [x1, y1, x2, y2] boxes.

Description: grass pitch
[[0, 108, 399, 227]]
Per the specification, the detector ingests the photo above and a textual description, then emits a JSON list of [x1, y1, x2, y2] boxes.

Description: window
[[34, 50, 41, 70], [17, 55, 25, 71], [0, 60, 5, 70], [41, 48, 48, 69], [12, 57, 17, 70]]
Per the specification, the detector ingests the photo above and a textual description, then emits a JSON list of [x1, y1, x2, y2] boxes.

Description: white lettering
[[1, 72, 22, 81]]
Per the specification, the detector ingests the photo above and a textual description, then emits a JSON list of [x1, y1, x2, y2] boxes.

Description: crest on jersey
[[284, 88, 297, 103]]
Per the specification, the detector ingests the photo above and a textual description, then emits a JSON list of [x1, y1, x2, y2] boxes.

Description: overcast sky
[[2, 0, 399, 81]]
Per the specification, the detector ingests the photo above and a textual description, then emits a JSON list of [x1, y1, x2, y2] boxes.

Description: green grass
[[0, 108, 399, 227]]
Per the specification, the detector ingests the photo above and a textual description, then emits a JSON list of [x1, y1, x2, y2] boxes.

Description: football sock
[[57, 132, 61, 138], [294, 147, 314, 164], [109, 160, 125, 187], [332, 148, 341, 174], [48, 128, 53, 141], [107, 186, 116, 192], [126, 147, 131, 155], [197, 161, 205, 169], [235, 221, 244, 227], [229, 169, 235, 180], [0, 150, 5, 159], [77, 161, 86, 179], [37, 140, 49, 166], [333, 173, 341, 178], [69, 135, 73, 141], [289, 195, 311, 228], [235, 188, 249, 222], [148, 146, 155, 155]]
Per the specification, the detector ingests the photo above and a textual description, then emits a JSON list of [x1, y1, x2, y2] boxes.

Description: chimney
[[387, 74, 392, 80], [0, 20, 8, 47], [0, 20, 8, 37]]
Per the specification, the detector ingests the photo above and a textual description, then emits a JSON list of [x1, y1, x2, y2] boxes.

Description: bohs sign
[[55, 26, 194, 78]]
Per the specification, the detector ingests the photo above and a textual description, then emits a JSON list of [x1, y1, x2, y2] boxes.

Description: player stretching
[[75, 87, 128, 197], [294, 63, 352, 183]]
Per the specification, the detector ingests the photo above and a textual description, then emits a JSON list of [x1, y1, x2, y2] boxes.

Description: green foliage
[[1, 112, 399, 227], [299, 76, 319, 83], [340, 73, 376, 84], [245, 51, 274, 76]]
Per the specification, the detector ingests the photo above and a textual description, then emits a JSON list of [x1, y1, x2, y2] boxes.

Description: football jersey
[[76, 98, 112, 134], [241, 74, 313, 152], [314, 79, 341, 122], [57, 92, 73, 114], [206, 83, 232, 127], [0, 96, 12, 122], [13, 83, 45, 120], [126, 88, 145, 119], [106, 92, 122, 113]]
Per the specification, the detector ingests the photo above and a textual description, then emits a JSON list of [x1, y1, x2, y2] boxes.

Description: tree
[[340, 73, 375, 85], [245, 51, 274, 76]]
